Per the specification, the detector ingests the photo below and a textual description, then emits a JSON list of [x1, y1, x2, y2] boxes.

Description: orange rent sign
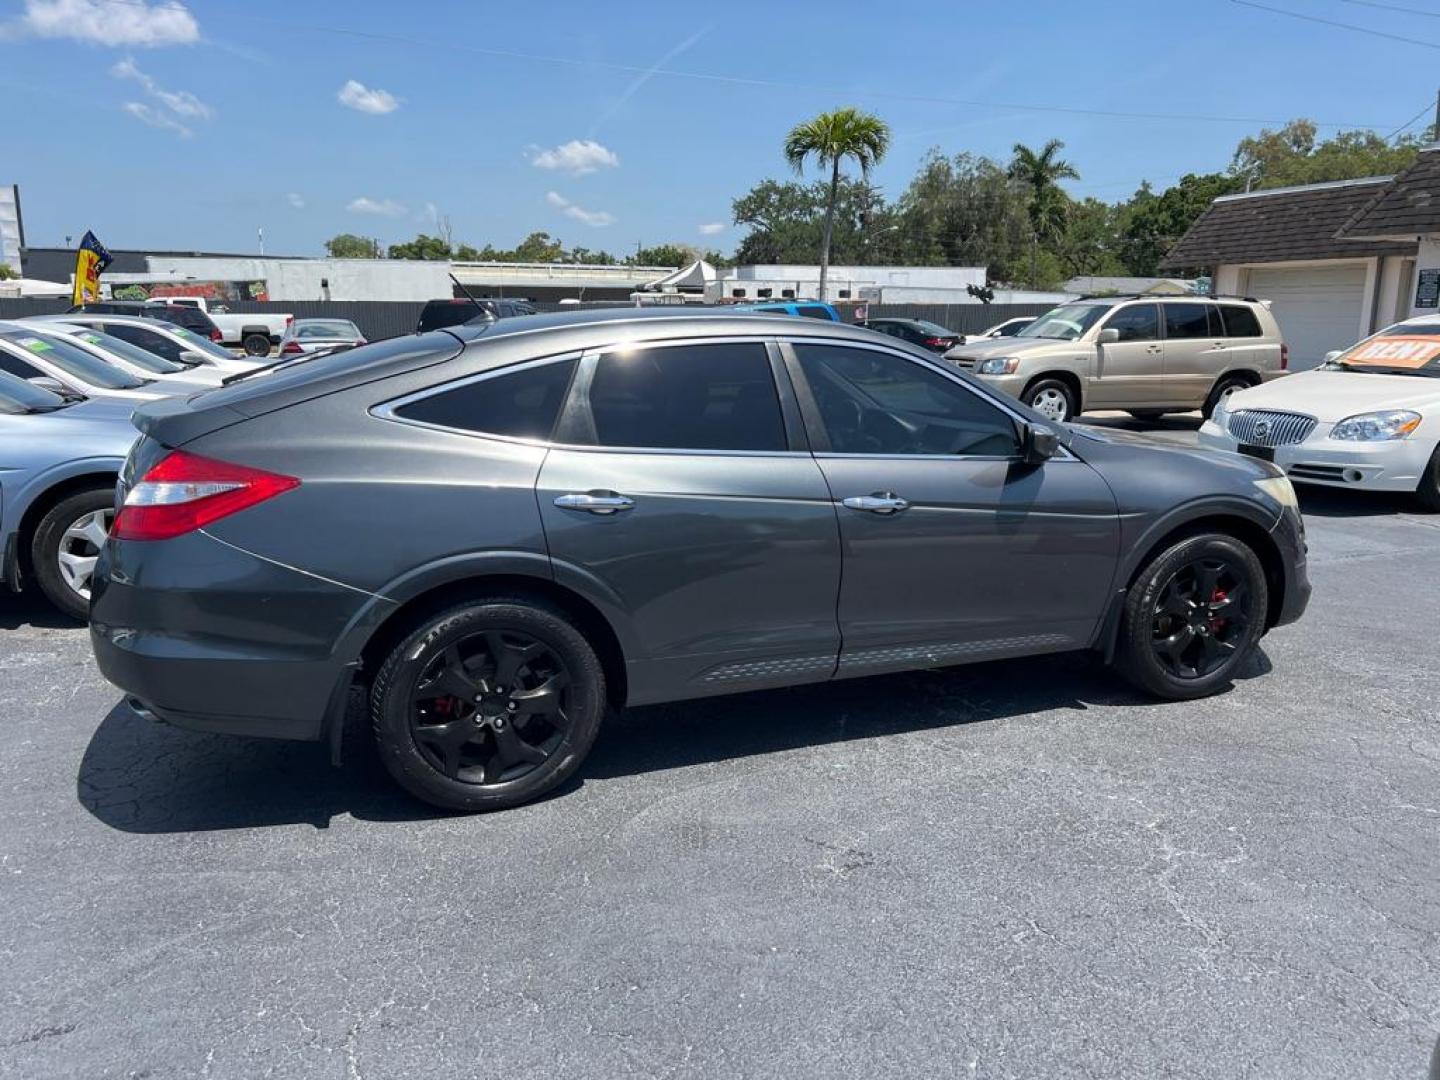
[[1342, 336, 1440, 369]]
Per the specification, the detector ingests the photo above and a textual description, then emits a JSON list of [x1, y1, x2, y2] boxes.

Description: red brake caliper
[[1210, 588, 1228, 634]]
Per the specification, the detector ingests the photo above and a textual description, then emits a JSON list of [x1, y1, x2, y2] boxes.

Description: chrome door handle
[[554, 492, 634, 514], [842, 493, 909, 514]]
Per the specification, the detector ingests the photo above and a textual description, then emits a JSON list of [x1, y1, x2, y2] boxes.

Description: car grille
[[1225, 409, 1317, 447], [948, 355, 979, 370]]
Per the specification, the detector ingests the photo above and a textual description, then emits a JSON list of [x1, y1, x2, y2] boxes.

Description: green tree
[[387, 233, 453, 261], [1116, 173, 1243, 275], [510, 231, 565, 263], [891, 151, 1032, 281], [324, 233, 380, 258], [1231, 119, 1428, 190], [0, 263, 16, 280], [1009, 139, 1079, 288], [1056, 197, 1127, 278], [629, 243, 700, 267], [783, 107, 891, 299], [732, 177, 891, 266]]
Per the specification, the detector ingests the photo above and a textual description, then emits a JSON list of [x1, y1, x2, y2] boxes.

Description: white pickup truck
[[149, 297, 293, 357]]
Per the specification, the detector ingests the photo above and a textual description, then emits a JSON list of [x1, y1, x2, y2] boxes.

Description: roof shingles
[[1160, 178, 1417, 272], [1336, 147, 1440, 241]]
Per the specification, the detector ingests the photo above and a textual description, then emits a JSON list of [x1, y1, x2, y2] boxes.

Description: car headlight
[[1253, 476, 1298, 511], [978, 356, 1020, 375], [1329, 409, 1421, 441]]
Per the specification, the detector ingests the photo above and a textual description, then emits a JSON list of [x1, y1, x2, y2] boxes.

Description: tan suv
[[944, 296, 1288, 422]]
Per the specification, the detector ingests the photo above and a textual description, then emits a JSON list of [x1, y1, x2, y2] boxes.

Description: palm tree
[[1009, 139, 1079, 287], [784, 107, 891, 301]]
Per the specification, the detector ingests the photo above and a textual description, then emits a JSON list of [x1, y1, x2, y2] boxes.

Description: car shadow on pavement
[[0, 592, 81, 631], [1297, 487, 1422, 518], [77, 649, 1271, 834]]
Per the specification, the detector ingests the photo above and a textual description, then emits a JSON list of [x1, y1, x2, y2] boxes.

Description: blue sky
[[2, 0, 1437, 258]]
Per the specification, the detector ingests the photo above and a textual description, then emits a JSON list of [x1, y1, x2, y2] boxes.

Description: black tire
[[1115, 532, 1268, 700], [1415, 446, 1440, 513], [241, 333, 270, 357], [370, 598, 606, 812], [1202, 375, 1251, 419], [1023, 377, 1078, 422], [29, 486, 114, 622]]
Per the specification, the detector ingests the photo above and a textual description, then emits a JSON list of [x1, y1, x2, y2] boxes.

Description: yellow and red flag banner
[[71, 231, 113, 305]]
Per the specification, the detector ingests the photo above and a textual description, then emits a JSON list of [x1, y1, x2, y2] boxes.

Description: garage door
[[1247, 264, 1367, 370]]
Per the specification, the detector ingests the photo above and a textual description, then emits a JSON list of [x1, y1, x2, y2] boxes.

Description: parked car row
[[4, 300, 1437, 816]]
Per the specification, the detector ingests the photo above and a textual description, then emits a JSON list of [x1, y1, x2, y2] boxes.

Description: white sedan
[[1199, 314, 1440, 510]]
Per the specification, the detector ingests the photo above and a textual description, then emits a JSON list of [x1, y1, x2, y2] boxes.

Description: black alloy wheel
[[411, 631, 569, 785], [371, 598, 606, 811], [1115, 533, 1268, 699], [1149, 557, 1251, 679]]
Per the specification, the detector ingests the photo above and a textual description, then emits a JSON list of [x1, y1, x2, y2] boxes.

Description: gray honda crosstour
[[90, 310, 1310, 811]]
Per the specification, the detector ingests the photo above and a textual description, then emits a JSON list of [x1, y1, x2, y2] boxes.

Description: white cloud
[[286, 193, 305, 209], [110, 57, 211, 119], [531, 140, 619, 176], [545, 191, 614, 228], [347, 196, 407, 217], [698, 222, 725, 236], [9, 0, 198, 46], [337, 79, 399, 115], [121, 101, 191, 137]]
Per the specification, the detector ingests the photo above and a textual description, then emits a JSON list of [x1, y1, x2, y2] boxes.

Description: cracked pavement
[[1, 439, 1438, 1078]]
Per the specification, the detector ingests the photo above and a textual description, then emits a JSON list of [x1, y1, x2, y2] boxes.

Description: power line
[[1229, 0, 1440, 49], [1339, 0, 1440, 17], [1385, 100, 1437, 140]]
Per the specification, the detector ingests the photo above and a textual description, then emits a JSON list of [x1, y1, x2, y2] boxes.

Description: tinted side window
[[797, 305, 833, 320], [0, 349, 42, 379], [1163, 303, 1214, 340], [794, 344, 1019, 457], [1219, 305, 1262, 337], [394, 358, 577, 440], [102, 323, 186, 363], [586, 343, 785, 452], [1103, 304, 1159, 342]]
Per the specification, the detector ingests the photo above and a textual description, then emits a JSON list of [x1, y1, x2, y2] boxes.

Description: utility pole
[[1433, 86, 1439, 142]]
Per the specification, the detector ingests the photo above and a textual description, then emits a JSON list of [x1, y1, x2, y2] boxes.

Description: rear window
[[169, 325, 236, 360], [797, 305, 835, 321], [294, 320, 360, 339], [69, 329, 184, 373], [911, 320, 955, 337], [393, 358, 577, 440], [1218, 305, 1263, 337]]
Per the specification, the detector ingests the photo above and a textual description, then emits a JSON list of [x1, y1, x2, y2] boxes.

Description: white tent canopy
[[641, 260, 717, 291], [0, 277, 70, 298]]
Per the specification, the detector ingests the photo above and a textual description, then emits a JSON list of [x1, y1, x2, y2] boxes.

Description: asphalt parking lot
[[2, 417, 1438, 1080]]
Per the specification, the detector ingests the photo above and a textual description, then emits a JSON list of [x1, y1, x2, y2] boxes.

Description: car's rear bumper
[[89, 531, 378, 741]]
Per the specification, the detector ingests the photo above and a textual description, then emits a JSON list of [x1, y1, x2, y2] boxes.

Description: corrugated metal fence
[[0, 299, 1053, 342]]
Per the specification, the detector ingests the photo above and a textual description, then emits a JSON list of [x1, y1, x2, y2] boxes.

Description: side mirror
[[1097, 327, 1120, 345], [1323, 350, 1343, 364], [1021, 422, 1061, 465], [178, 350, 212, 366], [28, 376, 67, 394]]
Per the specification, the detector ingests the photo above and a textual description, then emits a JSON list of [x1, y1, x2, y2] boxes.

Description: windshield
[[67, 329, 185, 374], [168, 325, 236, 361], [0, 331, 147, 389], [0, 368, 68, 413], [1325, 325, 1440, 377], [1016, 303, 1112, 341]]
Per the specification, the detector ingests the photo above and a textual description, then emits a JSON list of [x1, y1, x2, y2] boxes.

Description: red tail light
[[924, 336, 948, 347], [281, 340, 304, 354], [209, 328, 223, 342], [111, 451, 299, 541], [1280, 343, 1289, 370]]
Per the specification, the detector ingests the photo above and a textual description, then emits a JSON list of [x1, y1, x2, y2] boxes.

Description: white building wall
[[1410, 238, 1440, 318], [144, 256, 453, 301]]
